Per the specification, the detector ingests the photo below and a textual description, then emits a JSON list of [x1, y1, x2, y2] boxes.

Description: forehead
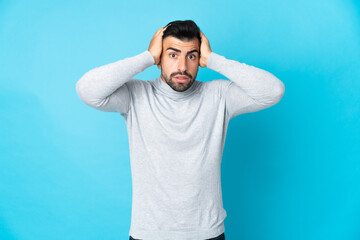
[[163, 36, 200, 51]]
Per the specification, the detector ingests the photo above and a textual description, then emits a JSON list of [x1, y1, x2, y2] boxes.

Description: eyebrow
[[166, 47, 199, 54]]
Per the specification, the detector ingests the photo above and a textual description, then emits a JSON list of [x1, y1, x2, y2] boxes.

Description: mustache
[[170, 72, 192, 79]]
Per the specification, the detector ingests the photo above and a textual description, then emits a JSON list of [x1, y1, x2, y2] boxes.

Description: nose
[[177, 55, 187, 72]]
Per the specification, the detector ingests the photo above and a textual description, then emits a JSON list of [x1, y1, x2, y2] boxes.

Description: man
[[76, 20, 285, 240]]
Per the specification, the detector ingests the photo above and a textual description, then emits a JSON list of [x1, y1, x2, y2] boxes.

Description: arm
[[206, 52, 285, 119], [75, 25, 169, 114], [199, 32, 285, 119], [75, 51, 154, 114]]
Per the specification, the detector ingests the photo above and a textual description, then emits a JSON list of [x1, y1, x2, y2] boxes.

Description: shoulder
[[202, 79, 231, 87], [124, 79, 151, 91], [200, 79, 231, 95]]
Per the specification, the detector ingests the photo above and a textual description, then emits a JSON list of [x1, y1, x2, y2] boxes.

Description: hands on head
[[199, 31, 212, 68], [148, 26, 169, 66], [148, 26, 212, 68]]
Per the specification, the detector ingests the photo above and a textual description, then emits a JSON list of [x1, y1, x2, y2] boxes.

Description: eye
[[170, 53, 176, 58], [188, 54, 196, 60]]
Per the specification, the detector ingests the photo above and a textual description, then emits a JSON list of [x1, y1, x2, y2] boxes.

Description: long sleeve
[[75, 50, 155, 114], [206, 52, 285, 119]]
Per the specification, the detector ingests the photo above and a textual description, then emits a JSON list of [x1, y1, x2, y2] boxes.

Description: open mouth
[[174, 75, 189, 83]]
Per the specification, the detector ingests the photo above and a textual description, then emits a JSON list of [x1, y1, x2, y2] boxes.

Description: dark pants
[[129, 232, 225, 240]]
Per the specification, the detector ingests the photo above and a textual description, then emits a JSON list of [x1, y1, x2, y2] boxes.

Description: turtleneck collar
[[151, 76, 200, 100]]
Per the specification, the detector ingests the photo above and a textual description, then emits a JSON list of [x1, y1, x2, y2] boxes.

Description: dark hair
[[163, 20, 201, 44]]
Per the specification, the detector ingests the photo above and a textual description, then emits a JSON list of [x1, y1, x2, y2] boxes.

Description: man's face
[[157, 36, 200, 92]]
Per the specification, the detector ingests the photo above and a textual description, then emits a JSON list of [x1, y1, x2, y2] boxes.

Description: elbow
[[75, 75, 94, 107], [75, 80, 82, 97], [276, 80, 285, 98], [272, 81, 285, 104], [75, 76, 108, 110], [75, 78, 86, 102], [252, 76, 285, 108]]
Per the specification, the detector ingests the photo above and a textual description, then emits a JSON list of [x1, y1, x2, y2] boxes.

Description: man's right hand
[[148, 26, 168, 65]]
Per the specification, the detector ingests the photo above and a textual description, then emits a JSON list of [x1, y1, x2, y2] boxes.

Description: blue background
[[1, 0, 359, 239]]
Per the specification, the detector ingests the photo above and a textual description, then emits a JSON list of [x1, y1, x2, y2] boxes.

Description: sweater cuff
[[206, 52, 226, 71], [140, 50, 155, 66]]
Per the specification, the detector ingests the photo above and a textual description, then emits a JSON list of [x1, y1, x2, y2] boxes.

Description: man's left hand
[[199, 31, 212, 68]]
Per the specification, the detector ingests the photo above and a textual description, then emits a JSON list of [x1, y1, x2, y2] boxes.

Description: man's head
[[157, 20, 201, 92]]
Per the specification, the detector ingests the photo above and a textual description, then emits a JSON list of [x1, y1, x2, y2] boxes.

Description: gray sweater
[[76, 50, 285, 240]]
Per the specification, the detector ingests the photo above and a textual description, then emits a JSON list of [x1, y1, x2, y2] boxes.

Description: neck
[[152, 76, 199, 101]]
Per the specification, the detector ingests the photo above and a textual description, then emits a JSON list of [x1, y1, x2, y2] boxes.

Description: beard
[[160, 68, 196, 92]]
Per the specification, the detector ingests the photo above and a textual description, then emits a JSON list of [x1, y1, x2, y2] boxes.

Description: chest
[[133, 91, 225, 129]]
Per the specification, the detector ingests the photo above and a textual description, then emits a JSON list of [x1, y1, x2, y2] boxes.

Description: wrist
[[148, 50, 159, 65], [200, 51, 211, 67]]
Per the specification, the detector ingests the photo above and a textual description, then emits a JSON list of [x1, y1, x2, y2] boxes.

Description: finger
[[155, 26, 168, 35], [157, 26, 166, 32]]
